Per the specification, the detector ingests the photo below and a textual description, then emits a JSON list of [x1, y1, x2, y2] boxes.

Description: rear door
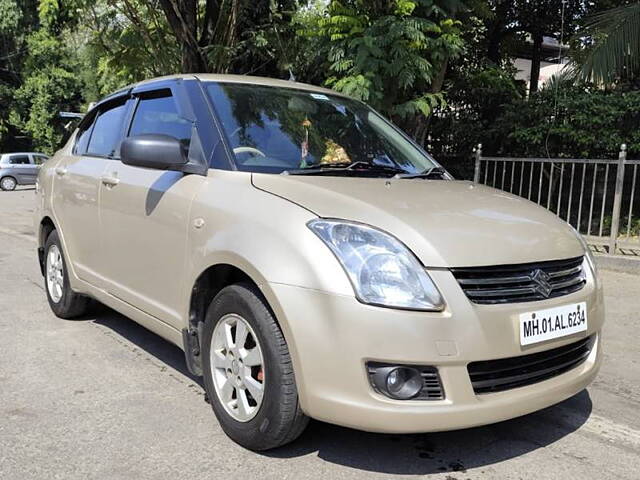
[[23, 155, 40, 183], [99, 85, 206, 328], [52, 97, 129, 287]]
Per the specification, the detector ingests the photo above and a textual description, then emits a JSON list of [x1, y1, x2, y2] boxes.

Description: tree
[[481, 0, 517, 65], [310, 0, 465, 142], [467, 1, 585, 93], [7, 0, 84, 153], [9, 30, 84, 153], [507, 0, 584, 94], [575, 2, 640, 85], [427, 65, 524, 177], [0, 0, 39, 151], [128, 0, 298, 74]]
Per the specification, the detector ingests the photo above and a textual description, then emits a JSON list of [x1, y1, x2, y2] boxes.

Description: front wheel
[[201, 283, 308, 450], [44, 230, 91, 319], [0, 176, 17, 191]]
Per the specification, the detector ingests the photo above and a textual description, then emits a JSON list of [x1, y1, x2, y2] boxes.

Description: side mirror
[[121, 134, 188, 171]]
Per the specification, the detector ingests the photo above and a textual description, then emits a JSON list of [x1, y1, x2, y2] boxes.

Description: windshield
[[205, 82, 438, 176]]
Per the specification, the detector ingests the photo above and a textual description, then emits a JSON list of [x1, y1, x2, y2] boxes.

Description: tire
[[201, 283, 308, 451], [0, 176, 17, 191], [44, 230, 91, 319]]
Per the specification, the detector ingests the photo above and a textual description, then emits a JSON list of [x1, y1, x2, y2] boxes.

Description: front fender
[[183, 170, 355, 398], [185, 171, 353, 302]]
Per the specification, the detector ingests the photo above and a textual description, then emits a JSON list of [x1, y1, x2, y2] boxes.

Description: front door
[[52, 97, 128, 287], [99, 89, 205, 328], [6, 154, 32, 184]]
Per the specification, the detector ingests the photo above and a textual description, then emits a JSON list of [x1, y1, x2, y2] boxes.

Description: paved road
[[1, 187, 639, 480]]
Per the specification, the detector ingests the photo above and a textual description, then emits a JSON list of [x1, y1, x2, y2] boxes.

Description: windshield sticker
[[310, 93, 330, 101]]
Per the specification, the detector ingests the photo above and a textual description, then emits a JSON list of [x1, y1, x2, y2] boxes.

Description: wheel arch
[[184, 261, 289, 377], [37, 216, 58, 275], [39, 216, 57, 248], [188, 263, 257, 332]]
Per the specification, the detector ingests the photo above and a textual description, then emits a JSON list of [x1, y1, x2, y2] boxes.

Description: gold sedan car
[[35, 75, 603, 450]]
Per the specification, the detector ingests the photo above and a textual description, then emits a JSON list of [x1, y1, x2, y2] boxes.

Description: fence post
[[609, 144, 627, 254], [473, 143, 482, 183]]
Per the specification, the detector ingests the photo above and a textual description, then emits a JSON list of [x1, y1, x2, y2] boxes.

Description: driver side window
[[128, 92, 192, 150], [8, 155, 30, 165]]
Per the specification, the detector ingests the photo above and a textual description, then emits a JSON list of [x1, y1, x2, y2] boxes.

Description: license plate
[[519, 302, 587, 346]]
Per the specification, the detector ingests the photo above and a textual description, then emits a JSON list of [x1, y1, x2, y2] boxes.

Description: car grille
[[451, 256, 586, 305], [467, 335, 595, 394]]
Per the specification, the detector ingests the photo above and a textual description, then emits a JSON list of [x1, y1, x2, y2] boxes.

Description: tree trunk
[[486, 1, 511, 64], [180, 43, 207, 72], [158, 0, 208, 72], [529, 32, 543, 94], [487, 32, 503, 64]]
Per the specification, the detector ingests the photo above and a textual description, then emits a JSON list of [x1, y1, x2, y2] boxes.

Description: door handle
[[101, 175, 120, 187], [55, 166, 67, 176]]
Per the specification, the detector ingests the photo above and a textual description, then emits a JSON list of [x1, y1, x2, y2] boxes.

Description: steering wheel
[[233, 146, 266, 157], [226, 127, 266, 158]]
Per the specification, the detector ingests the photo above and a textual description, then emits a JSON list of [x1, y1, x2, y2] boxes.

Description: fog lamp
[[373, 366, 423, 400]]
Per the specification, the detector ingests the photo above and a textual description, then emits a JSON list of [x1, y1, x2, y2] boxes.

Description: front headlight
[[308, 219, 444, 311]]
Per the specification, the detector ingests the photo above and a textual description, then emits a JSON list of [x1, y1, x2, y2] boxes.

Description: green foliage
[[9, 29, 83, 153], [0, 0, 40, 151], [311, 0, 465, 135], [0, 0, 21, 32], [498, 82, 640, 159], [80, 1, 181, 95], [430, 71, 640, 178], [575, 2, 640, 85], [10, 64, 82, 153], [290, 1, 332, 85], [427, 65, 524, 177]]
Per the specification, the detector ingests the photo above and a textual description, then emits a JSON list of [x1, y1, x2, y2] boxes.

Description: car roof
[[95, 73, 350, 109]]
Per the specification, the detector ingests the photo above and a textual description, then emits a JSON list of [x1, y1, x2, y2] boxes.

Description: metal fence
[[472, 144, 640, 255]]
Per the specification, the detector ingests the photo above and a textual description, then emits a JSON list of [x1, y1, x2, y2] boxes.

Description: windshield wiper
[[393, 166, 447, 179], [282, 161, 407, 176]]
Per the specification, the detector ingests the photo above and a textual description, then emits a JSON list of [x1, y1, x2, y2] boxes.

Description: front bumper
[[267, 268, 604, 433]]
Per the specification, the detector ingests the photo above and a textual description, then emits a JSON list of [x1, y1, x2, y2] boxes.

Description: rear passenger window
[[8, 155, 30, 164], [74, 113, 96, 155], [87, 101, 128, 157], [33, 155, 48, 165], [129, 93, 192, 149]]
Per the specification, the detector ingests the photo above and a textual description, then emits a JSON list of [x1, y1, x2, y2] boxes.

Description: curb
[[595, 254, 640, 275]]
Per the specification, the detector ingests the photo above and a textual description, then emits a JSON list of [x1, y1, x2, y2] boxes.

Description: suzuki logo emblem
[[531, 269, 553, 297]]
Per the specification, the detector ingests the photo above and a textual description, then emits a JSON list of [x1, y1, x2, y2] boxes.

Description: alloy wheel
[[210, 313, 265, 422], [46, 245, 64, 303], [1, 177, 16, 191]]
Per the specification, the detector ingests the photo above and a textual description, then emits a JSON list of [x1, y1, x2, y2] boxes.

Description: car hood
[[251, 174, 584, 268]]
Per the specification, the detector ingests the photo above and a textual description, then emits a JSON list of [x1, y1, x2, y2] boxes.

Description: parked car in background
[[35, 74, 603, 451], [0, 152, 48, 191]]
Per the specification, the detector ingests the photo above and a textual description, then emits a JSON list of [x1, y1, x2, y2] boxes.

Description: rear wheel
[[201, 283, 308, 450], [44, 230, 91, 319], [0, 176, 17, 191]]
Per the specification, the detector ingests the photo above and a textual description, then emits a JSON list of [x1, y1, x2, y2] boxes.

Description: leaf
[[578, 3, 640, 85]]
